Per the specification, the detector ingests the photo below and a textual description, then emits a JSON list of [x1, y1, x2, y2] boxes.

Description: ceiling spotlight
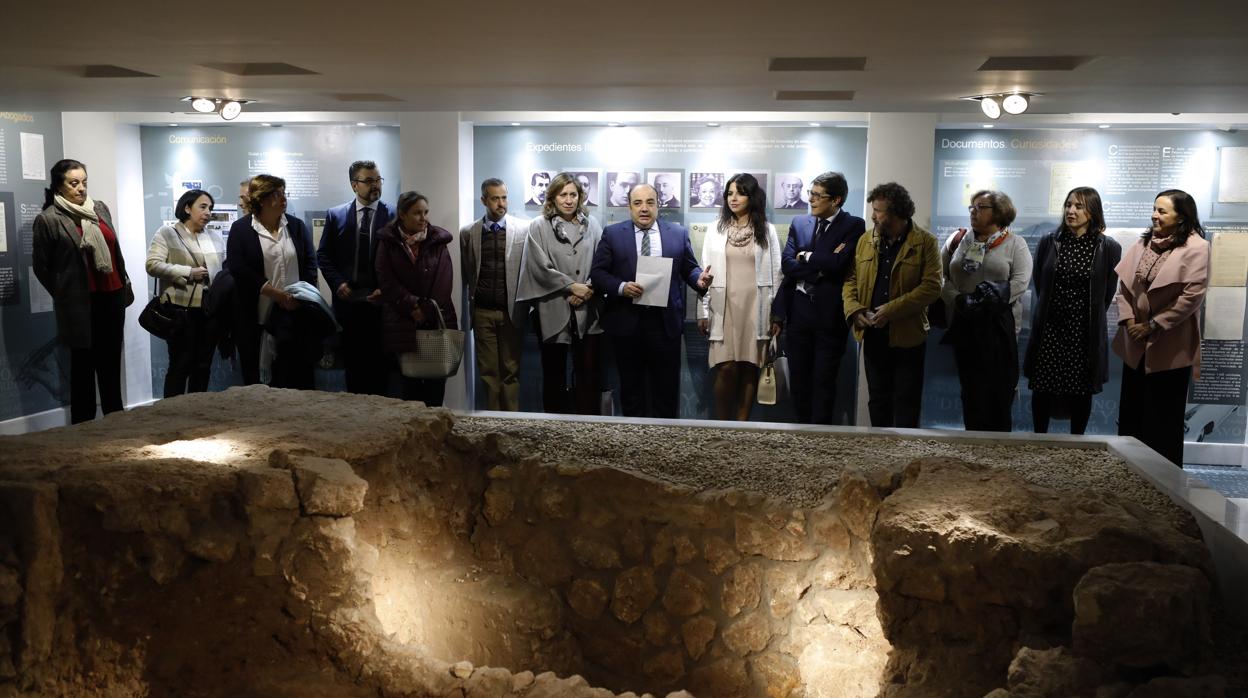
[[220, 100, 243, 121], [356, 122, 367, 126], [1098, 124, 1111, 129], [509, 122, 521, 127], [190, 97, 216, 113], [980, 96, 1001, 120], [607, 122, 622, 127], [168, 123, 179, 127], [982, 124, 995, 128], [1002, 93, 1030, 115], [707, 122, 720, 127], [809, 122, 821, 127], [261, 122, 272, 127]]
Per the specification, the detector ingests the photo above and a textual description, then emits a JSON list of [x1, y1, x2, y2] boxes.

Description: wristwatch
[[1148, 319, 1159, 333]]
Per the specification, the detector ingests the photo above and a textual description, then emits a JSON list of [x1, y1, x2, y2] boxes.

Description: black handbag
[[140, 283, 197, 340]]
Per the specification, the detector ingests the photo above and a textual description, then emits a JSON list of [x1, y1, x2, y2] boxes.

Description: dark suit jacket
[[591, 220, 703, 339], [32, 201, 131, 348], [226, 214, 317, 328], [316, 199, 392, 299], [773, 211, 866, 329]]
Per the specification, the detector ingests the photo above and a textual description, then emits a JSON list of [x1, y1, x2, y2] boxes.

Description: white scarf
[[54, 194, 113, 273]]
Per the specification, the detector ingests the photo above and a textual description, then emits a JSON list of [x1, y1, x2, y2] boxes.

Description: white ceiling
[[3, 0, 1248, 118]]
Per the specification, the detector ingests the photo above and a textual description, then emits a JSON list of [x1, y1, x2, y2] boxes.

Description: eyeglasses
[[353, 177, 384, 186], [968, 204, 994, 212], [808, 192, 833, 201]]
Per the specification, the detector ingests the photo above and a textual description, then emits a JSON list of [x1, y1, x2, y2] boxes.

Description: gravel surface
[[455, 417, 1185, 522]]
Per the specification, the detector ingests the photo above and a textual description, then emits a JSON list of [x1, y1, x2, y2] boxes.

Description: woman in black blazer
[[32, 158, 134, 423], [226, 175, 318, 388]]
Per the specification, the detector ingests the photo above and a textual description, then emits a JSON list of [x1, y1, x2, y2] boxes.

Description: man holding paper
[[592, 183, 712, 418]]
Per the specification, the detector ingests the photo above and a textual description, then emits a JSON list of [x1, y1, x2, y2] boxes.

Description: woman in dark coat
[[225, 174, 318, 388], [375, 190, 457, 406], [1024, 186, 1122, 434], [32, 158, 134, 423]]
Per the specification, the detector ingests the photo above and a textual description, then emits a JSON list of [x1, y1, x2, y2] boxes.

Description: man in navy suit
[[592, 183, 713, 418], [316, 160, 393, 395], [773, 171, 866, 424]]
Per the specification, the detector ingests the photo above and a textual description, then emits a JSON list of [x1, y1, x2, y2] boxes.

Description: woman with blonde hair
[[517, 172, 603, 414], [698, 173, 782, 420]]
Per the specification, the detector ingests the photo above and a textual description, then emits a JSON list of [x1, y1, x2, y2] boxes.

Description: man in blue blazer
[[773, 171, 866, 424], [316, 160, 393, 395], [592, 183, 713, 418]]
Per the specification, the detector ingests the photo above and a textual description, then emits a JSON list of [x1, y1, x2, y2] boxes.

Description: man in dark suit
[[592, 183, 713, 418], [773, 171, 866, 424], [316, 160, 392, 395]]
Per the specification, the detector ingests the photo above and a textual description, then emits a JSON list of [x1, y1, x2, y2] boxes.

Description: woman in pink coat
[[1113, 189, 1210, 466]]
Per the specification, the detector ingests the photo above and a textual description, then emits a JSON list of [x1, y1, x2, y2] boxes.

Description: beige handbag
[[757, 336, 782, 405], [399, 300, 465, 379]]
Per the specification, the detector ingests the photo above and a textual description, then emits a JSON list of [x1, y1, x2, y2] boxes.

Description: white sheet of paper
[[28, 266, 53, 313], [0, 202, 7, 254], [1205, 287, 1246, 341], [1211, 232, 1248, 287], [1218, 146, 1248, 203], [20, 132, 44, 181], [634, 255, 673, 307]]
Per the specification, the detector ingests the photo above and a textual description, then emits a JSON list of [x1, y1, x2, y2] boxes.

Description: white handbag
[[399, 300, 465, 379], [757, 336, 784, 405]]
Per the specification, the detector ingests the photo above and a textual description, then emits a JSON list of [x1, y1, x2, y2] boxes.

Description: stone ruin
[[0, 386, 1237, 697]]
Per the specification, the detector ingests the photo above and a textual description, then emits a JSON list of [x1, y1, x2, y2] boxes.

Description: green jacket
[[842, 222, 941, 348]]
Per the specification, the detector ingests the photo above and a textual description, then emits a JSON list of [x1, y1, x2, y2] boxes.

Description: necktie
[[813, 219, 829, 247], [490, 222, 501, 233], [354, 206, 374, 284], [640, 228, 652, 256]]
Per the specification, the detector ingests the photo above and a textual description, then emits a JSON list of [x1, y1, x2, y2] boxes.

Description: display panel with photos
[[525, 170, 553, 208], [775, 172, 812, 210], [647, 170, 684, 209], [570, 170, 600, 207], [689, 172, 725, 209], [606, 171, 641, 207]]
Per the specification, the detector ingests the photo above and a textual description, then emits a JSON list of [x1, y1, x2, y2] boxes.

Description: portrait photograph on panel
[[606, 171, 642, 207], [775, 172, 810, 210], [689, 172, 725, 209], [526, 170, 553, 208], [646, 170, 684, 209], [571, 170, 600, 207]]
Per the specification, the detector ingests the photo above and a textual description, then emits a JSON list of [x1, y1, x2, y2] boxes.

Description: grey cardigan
[[146, 223, 226, 308], [517, 214, 603, 343], [941, 230, 1032, 330], [32, 201, 131, 348]]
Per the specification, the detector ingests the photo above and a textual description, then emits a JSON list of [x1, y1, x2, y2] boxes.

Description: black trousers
[[1119, 359, 1191, 466], [786, 293, 850, 425], [401, 376, 446, 407], [862, 328, 925, 428], [953, 335, 1017, 432], [1032, 391, 1093, 435], [235, 321, 315, 389], [539, 333, 601, 415], [69, 289, 126, 424], [164, 308, 214, 397], [338, 301, 388, 395], [613, 309, 682, 418]]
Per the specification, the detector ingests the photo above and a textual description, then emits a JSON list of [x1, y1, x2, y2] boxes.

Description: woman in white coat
[[698, 173, 782, 420], [145, 189, 225, 396]]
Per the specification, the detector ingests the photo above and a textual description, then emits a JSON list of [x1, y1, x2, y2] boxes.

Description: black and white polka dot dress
[[1030, 230, 1098, 394]]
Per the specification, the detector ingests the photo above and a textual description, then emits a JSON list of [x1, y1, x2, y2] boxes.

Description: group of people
[[32, 157, 1211, 466]]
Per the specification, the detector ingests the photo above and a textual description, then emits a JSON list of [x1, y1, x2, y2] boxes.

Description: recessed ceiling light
[[707, 122, 720, 127], [261, 122, 272, 127], [220, 100, 243, 120], [1098, 124, 1111, 129], [980, 96, 1001, 120], [1002, 93, 1030, 115], [607, 122, 622, 127], [982, 124, 995, 128], [356, 122, 367, 126], [168, 123, 179, 127], [190, 97, 216, 113], [509, 122, 521, 127], [809, 122, 821, 127]]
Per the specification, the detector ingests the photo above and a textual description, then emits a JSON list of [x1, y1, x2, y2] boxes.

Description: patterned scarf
[[960, 230, 1008, 274]]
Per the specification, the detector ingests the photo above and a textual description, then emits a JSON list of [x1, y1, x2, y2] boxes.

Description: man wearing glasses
[[317, 160, 393, 395], [772, 171, 865, 424]]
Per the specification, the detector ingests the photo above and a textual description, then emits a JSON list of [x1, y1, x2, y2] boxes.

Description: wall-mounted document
[[1211, 232, 1248, 287], [20, 132, 44, 181], [1218, 147, 1248, 203]]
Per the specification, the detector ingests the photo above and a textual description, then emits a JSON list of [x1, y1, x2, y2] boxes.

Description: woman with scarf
[[940, 189, 1032, 431], [517, 172, 603, 414], [374, 190, 457, 406], [146, 189, 226, 397], [32, 158, 134, 423], [1113, 189, 1210, 466], [1024, 187, 1121, 434]]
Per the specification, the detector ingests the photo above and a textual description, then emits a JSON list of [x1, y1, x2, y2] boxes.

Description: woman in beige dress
[[698, 173, 782, 420]]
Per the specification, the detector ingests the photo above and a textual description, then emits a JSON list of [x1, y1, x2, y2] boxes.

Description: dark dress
[[1029, 230, 1099, 394]]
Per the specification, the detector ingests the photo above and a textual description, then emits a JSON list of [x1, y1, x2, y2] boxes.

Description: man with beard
[[317, 160, 392, 394]]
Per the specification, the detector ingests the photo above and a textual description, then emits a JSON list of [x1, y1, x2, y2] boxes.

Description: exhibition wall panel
[[138, 124, 401, 393], [928, 128, 1248, 444], [472, 124, 868, 419], [0, 111, 65, 423]]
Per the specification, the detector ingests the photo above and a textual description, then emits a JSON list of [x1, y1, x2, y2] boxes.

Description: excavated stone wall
[[0, 387, 1234, 697]]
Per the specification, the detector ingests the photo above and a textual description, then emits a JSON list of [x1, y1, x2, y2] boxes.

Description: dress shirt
[[618, 223, 663, 296], [253, 214, 298, 321], [797, 209, 842, 296]]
